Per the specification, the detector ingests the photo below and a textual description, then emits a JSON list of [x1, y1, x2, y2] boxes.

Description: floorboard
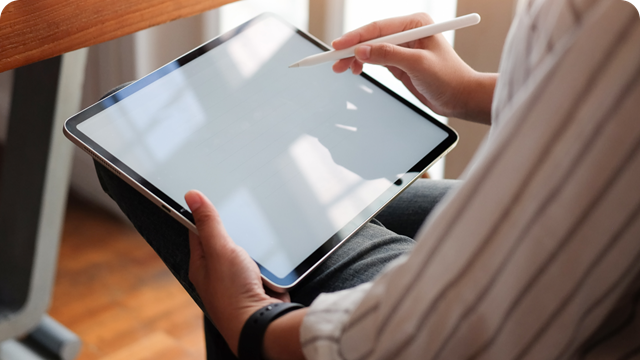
[[48, 194, 205, 360]]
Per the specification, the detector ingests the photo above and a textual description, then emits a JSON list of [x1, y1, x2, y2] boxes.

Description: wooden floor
[[48, 194, 205, 360]]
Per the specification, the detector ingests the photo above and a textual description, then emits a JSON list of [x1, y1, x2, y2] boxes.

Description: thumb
[[185, 190, 232, 255], [188, 231, 206, 281], [354, 43, 424, 73]]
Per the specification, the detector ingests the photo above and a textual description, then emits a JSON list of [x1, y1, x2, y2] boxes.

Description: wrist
[[455, 72, 497, 125], [219, 298, 281, 356], [237, 302, 306, 360], [263, 308, 308, 360]]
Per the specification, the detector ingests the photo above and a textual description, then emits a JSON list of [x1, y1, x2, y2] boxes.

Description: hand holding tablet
[[64, 13, 458, 290]]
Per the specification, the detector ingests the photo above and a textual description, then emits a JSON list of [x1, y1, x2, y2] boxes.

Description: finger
[[351, 60, 364, 75], [354, 43, 425, 73], [333, 57, 354, 73], [387, 65, 404, 81], [189, 231, 204, 261], [386, 65, 432, 107], [188, 231, 205, 281], [265, 287, 291, 302], [185, 190, 233, 255], [331, 13, 433, 50]]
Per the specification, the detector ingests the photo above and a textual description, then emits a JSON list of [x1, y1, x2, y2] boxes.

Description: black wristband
[[238, 302, 304, 360]]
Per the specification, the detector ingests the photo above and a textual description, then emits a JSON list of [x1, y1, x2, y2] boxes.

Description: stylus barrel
[[289, 13, 481, 68]]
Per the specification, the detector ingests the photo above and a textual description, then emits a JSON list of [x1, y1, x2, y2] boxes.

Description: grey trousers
[[95, 161, 458, 359]]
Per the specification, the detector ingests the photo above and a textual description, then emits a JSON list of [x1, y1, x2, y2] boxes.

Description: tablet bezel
[[64, 13, 458, 291]]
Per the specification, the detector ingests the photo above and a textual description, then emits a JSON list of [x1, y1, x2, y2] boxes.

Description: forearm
[[263, 309, 308, 360], [454, 72, 497, 126]]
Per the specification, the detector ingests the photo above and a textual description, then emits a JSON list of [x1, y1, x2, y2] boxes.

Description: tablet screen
[[68, 14, 455, 286]]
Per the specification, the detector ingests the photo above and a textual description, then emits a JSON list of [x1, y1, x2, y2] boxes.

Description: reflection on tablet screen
[[77, 16, 449, 278]]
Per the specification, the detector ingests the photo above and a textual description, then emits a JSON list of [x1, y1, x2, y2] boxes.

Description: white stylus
[[289, 13, 481, 68]]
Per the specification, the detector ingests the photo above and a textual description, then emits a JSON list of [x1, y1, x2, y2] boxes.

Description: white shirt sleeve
[[300, 1, 640, 359]]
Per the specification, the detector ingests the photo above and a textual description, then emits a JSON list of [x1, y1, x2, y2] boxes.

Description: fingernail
[[355, 45, 371, 60], [185, 191, 202, 211]]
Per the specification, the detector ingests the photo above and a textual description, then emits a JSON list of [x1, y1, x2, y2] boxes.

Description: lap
[[95, 162, 459, 306], [290, 178, 459, 304]]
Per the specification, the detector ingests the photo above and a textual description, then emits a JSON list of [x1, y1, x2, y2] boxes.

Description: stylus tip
[[288, 63, 299, 68]]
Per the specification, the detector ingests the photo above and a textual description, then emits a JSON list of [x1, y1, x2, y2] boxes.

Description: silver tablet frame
[[63, 13, 458, 292]]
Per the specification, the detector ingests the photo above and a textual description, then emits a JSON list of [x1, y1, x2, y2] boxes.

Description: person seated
[[95, 0, 640, 358]]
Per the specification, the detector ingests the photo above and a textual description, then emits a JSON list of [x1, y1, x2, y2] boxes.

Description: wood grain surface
[[49, 194, 205, 360], [0, 0, 236, 73]]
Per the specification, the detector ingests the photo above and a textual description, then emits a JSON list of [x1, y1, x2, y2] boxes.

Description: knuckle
[[416, 12, 434, 25], [377, 43, 395, 59], [370, 20, 383, 38], [195, 209, 219, 227], [406, 12, 433, 30], [229, 244, 245, 258]]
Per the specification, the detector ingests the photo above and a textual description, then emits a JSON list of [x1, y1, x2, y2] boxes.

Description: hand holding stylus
[[289, 13, 480, 68], [331, 12, 497, 125]]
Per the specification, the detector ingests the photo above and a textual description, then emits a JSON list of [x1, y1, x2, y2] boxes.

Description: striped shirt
[[300, 1, 640, 359]]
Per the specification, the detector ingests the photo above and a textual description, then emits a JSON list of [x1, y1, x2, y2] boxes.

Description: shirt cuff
[[300, 283, 373, 360]]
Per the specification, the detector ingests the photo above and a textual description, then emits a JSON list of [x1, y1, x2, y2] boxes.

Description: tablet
[[64, 13, 458, 291]]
